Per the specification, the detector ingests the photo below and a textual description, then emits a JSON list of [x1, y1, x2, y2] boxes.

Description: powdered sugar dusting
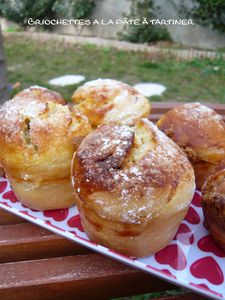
[[73, 78, 150, 127], [179, 102, 224, 128], [20, 100, 46, 118], [159, 103, 225, 153], [22, 85, 49, 92], [0, 97, 73, 148], [104, 91, 150, 125], [0, 98, 47, 143], [82, 78, 122, 89], [75, 120, 194, 224]]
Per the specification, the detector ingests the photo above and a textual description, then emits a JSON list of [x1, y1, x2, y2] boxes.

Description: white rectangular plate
[[0, 176, 224, 299]]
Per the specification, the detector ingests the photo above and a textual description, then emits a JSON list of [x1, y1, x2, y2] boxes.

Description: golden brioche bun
[[72, 119, 195, 257], [13, 86, 66, 105], [0, 167, 4, 177], [202, 169, 225, 252], [0, 97, 92, 210], [157, 103, 225, 189], [72, 79, 151, 127]]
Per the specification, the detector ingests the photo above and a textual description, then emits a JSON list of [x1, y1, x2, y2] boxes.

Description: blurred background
[[0, 0, 224, 103]]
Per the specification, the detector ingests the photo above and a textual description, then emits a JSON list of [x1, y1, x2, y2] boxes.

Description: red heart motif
[[43, 208, 69, 222], [67, 214, 84, 232], [189, 282, 223, 298], [30, 208, 39, 212], [161, 269, 176, 279], [21, 203, 39, 212], [20, 210, 37, 220], [184, 206, 200, 224], [0, 181, 7, 194], [3, 190, 18, 203], [69, 230, 77, 235], [147, 265, 176, 279], [155, 244, 187, 270], [190, 257, 224, 285], [191, 192, 202, 207], [198, 235, 225, 258], [174, 223, 194, 245], [0, 201, 12, 208]]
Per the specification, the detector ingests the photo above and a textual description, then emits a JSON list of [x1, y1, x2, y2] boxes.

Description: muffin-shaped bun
[[0, 97, 92, 210], [72, 79, 151, 127], [72, 119, 195, 257], [157, 103, 225, 189], [202, 169, 225, 252], [14, 86, 66, 105]]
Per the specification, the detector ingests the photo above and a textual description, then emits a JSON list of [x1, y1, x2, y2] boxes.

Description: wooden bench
[[1, 102, 223, 300]]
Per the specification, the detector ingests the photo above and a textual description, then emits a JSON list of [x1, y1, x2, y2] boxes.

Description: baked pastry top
[[72, 79, 151, 127], [72, 119, 195, 256], [73, 119, 193, 224], [158, 102, 225, 159], [0, 97, 91, 181], [13, 85, 66, 105], [157, 102, 225, 188]]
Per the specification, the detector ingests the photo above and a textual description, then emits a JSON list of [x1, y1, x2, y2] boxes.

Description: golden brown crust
[[0, 167, 4, 177], [157, 103, 225, 189], [8, 175, 75, 210], [0, 98, 91, 162], [192, 159, 225, 189], [0, 97, 92, 210], [14, 86, 66, 105], [72, 79, 151, 127], [72, 119, 195, 257], [202, 169, 225, 252]]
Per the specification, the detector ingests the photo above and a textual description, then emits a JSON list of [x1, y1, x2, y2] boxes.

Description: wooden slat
[[149, 113, 165, 122], [0, 223, 90, 262], [151, 102, 225, 115], [0, 209, 25, 225], [200, 103, 225, 114], [150, 102, 225, 123], [149, 113, 225, 123], [0, 254, 174, 300]]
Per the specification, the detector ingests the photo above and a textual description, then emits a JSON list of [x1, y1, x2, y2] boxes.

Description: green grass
[[112, 289, 186, 300], [4, 34, 225, 103]]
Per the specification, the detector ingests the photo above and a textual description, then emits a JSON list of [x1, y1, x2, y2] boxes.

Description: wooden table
[[1, 102, 224, 300]]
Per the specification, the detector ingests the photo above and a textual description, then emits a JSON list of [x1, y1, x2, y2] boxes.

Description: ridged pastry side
[[202, 169, 225, 252], [72, 79, 151, 127], [0, 97, 92, 210], [157, 102, 225, 189], [72, 119, 195, 257]]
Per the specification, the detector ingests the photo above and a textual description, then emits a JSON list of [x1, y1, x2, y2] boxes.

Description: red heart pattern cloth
[[0, 178, 224, 300]]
